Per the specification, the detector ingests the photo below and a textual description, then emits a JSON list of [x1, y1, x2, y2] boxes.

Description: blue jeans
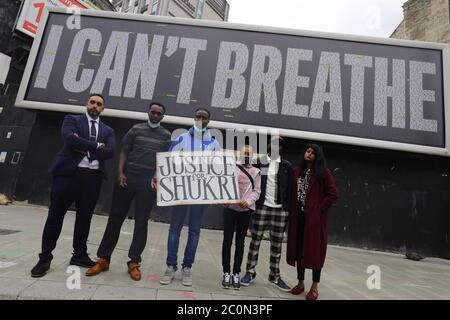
[[166, 205, 207, 270]]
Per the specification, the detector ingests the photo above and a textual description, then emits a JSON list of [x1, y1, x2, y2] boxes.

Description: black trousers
[[97, 175, 156, 263], [222, 207, 251, 274], [39, 169, 102, 262], [296, 211, 321, 283]]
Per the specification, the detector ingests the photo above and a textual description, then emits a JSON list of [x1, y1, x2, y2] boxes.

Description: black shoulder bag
[[237, 164, 255, 190]]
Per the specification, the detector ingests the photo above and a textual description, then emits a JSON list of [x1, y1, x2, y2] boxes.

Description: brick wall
[[391, 0, 450, 44]]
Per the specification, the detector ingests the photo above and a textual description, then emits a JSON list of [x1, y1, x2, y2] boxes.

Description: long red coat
[[286, 167, 338, 270]]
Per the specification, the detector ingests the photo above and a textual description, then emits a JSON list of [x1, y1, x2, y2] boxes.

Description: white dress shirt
[[263, 155, 282, 208], [78, 112, 100, 170]]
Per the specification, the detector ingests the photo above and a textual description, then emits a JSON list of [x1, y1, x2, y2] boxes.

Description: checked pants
[[245, 205, 289, 281]]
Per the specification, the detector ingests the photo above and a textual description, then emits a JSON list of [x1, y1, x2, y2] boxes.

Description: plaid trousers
[[246, 204, 289, 281]]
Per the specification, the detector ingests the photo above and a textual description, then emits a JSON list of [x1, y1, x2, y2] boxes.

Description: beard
[[87, 108, 99, 118]]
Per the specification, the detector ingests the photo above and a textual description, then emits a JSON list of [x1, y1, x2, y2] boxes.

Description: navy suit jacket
[[48, 114, 115, 179]]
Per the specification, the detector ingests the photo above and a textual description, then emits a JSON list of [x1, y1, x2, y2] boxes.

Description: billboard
[[16, 7, 450, 156]]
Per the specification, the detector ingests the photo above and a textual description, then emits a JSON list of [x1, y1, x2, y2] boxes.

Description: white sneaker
[[222, 272, 231, 289], [232, 273, 240, 290], [160, 266, 175, 285], [181, 267, 192, 286]]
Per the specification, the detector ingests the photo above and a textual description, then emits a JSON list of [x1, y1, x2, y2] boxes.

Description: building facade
[[111, 0, 229, 21], [84, 0, 117, 10], [391, 0, 450, 44]]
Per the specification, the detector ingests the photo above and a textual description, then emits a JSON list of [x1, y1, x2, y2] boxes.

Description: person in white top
[[240, 137, 293, 292]]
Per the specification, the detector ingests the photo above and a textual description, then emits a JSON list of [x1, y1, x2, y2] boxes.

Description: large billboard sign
[[16, 8, 450, 156]]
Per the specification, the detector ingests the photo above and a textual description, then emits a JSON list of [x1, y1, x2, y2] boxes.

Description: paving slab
[[0, 204, 449, 300]]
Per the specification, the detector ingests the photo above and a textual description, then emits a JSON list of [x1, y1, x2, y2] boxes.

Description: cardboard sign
[[156, 151, 240, 206]]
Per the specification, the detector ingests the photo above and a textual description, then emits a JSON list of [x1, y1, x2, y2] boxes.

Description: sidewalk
[[1, 204, 449, 300]]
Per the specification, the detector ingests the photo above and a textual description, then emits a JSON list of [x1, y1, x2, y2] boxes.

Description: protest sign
[[156, 151, 240, 206]]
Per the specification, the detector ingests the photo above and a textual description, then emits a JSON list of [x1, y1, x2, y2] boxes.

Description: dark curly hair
[[299, 143, 327, 185]]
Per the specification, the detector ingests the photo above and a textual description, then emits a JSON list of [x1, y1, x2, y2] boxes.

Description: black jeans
[[296, 211, 321, 283], [39, 169, 102, 262], [97, 175, 155, 263], [222, 207, 251, 274]]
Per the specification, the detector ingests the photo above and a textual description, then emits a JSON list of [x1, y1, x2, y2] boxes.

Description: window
[[11, 152, 21, 165], [206, 0, 226, 19], [124, 0, 139, 13], [151, 0, 159, 15], [141, 4, 149, 13]]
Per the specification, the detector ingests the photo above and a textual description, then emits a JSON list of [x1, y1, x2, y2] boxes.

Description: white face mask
[[194, 123, 207, 132], [148, 120, 160, 128]]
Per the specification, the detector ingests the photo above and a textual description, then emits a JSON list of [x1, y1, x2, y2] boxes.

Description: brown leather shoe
[[85, 258, 109, 276], [127, 262, 141, 281]]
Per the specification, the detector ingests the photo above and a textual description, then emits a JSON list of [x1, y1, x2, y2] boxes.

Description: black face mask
[[243, 157, 251, 165]]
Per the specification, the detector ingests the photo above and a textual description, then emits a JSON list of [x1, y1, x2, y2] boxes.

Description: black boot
[[30, 260, 51, 278], [69, 254, 96, 268]]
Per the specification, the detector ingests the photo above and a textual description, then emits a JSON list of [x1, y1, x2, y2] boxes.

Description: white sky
[[226, 0, 406, 38]]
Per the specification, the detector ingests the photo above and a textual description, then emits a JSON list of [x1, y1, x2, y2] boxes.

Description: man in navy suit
[[31, 94, 115, 278]]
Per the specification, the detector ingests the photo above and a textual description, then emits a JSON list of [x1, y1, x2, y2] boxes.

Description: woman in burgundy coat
[[286, 143, 338, 300]]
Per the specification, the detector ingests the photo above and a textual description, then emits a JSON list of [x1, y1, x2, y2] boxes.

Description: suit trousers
[[39, 168, 102, 262]]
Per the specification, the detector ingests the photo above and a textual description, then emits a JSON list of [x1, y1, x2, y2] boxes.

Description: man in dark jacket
[[241, 137, 292, 292], [30, 94, 115, 278]]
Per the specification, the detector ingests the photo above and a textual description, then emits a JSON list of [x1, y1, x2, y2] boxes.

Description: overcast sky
[[226, 0, 406, 38]]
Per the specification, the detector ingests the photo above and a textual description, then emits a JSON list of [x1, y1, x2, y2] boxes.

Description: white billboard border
[[16, 7, 450, 157]]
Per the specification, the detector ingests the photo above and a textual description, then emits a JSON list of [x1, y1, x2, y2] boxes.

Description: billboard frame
[[15, 7, 450, 157]]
